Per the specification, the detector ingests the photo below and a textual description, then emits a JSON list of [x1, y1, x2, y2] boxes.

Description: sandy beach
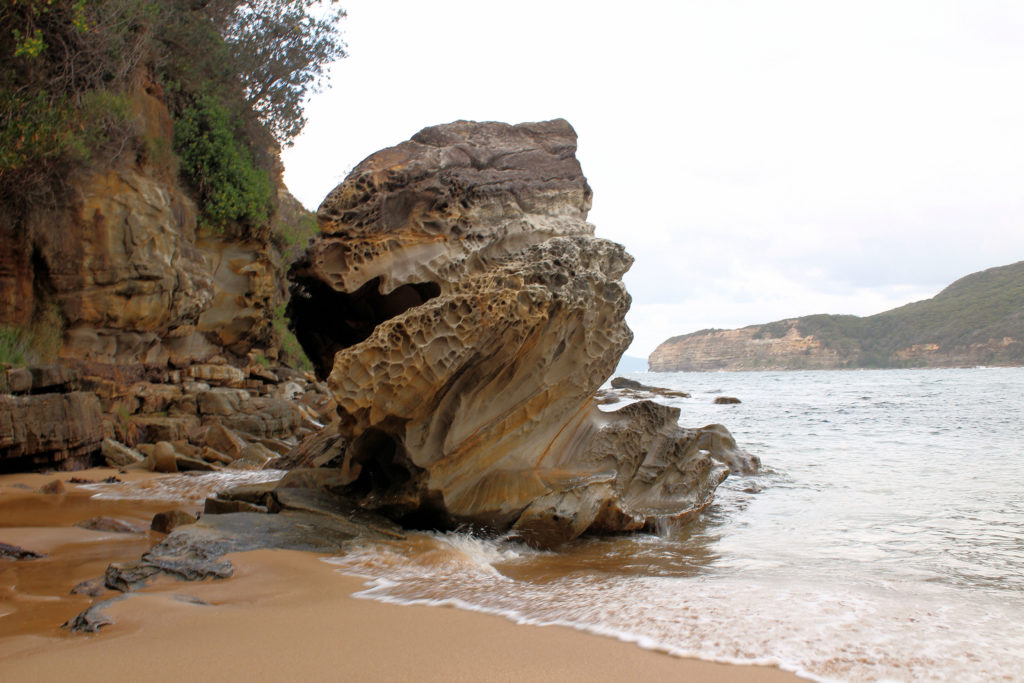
[[1, 469, 800, 682]]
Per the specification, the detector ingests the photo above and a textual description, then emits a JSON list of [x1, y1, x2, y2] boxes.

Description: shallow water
[[325, 368, 1024, 682]]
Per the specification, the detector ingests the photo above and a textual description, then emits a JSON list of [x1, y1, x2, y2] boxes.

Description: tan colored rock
[[131, 382, 183, 414], [203, 423, 247, 459], [196, 387, 251, 416], [196, 239, 281, 356], [199, 446, 233, 465], [132, 415, 200, 443], [101, 438, 145, 468], [649, 324, 842, 372], [150, 509, 197, 534], [151, 441, 178, 473], [216, 397, 302, 439], [4, 368, 33, 394], [287, 120, 749, 547], [37, 479, 67, 495], [227, 443, 276, 470], [187, 364, 246, 386]]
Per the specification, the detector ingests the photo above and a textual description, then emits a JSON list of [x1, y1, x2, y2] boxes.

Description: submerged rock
[[606, 376, 692, 399], [287, 120, 754, 548]]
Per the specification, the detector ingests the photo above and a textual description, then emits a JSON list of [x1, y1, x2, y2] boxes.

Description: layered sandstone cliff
[[288, 120, 754, 547], [649, 324, 845, 372], [0, 76, 325, 472]]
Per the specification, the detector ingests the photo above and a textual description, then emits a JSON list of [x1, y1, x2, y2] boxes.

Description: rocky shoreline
[[1, 360, 335, 475], [3, 120, 762, 649]]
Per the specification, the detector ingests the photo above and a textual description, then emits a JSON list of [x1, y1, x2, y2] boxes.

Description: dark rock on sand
[[62, 596, 126, 633], [150, 509, 198, 534], [0, 541, 46, 560], [107, 506, 402, 592], [75, 516, 144, 533], [71, 577, 108, 597], [37, 479, 66, 495]]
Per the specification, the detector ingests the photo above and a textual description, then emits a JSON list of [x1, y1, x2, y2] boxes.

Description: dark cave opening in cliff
[[287, 275, 441, 380]]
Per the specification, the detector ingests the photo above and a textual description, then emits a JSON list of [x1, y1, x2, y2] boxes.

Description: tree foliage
[[174, 93, 274, 231], [1, 0, 346, 221], [0, 0, 154, 204], [221, 0, 347, 144]]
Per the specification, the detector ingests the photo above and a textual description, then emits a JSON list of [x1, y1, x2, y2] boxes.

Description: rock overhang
[[285, 119, 754, 548]]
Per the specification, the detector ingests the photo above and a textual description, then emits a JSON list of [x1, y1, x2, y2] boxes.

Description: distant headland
[[649, 260, 1024, 372]]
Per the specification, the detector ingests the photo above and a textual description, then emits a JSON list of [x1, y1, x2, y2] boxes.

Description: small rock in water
[[203, 495, 268, 515], [62, 596, 125, 633], [74, 516, 144, 534], [150, 509, 198, 534], [37, 479, 66, 495], [70, 577, 107, 596], [151, 441, 179, 473], [609, 377, 691, 398], [0, 541, 46, 560], [714, 396, 742, 404]]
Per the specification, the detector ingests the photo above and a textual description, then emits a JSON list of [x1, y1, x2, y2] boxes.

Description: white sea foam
[[81, 470, 286, 502], [327, 368, 1024, 682]]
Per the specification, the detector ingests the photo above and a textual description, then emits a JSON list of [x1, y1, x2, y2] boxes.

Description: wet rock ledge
[[284, 119, 758, 548]]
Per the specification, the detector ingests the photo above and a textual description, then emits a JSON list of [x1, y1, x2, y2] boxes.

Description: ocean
[[322, 368, 1024, 682]]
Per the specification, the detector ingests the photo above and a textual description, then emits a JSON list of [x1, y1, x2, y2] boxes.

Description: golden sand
[[1, 469, 800, 682]]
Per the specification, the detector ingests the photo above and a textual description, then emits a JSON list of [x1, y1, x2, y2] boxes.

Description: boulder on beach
[[286, 119, 753, 547]]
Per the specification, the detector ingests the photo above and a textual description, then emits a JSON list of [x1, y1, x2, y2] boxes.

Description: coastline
[[0, 469, 800, 682]]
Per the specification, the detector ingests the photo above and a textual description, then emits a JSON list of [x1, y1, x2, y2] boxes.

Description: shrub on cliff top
[[174, 93, 274, 232], [0, 0, 150, 205]]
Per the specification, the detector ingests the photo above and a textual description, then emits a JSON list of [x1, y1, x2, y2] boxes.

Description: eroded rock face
[[289, 120, 748, 547]]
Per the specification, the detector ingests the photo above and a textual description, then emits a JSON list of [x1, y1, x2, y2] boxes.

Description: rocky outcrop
[[649, 325, 843, 372], [0, 71, 323, 472], [649, 321, 1024, 372], [0, 366, 102, 472], [651, 261, 1024, 371], [287, 120, 751, 547]]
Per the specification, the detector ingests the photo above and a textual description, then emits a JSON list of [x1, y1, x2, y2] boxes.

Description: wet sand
[[1, 469, 800, 682]]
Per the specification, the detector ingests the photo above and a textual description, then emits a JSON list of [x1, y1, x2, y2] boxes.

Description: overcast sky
[[282, 0, 1024, 357]]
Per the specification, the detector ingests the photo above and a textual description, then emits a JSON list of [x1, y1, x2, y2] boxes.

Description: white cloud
[[283, 0, 1024, 358]]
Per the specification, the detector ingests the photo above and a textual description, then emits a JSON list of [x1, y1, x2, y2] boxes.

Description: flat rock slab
[[104, 509, 398, 592]]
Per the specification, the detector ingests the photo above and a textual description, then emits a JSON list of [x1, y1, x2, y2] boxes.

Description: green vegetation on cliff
[[664, 261, 1024, 369], [659, 260, 1024, 368], [0, 0, 345, 231], [794, 261, 1023, 365]]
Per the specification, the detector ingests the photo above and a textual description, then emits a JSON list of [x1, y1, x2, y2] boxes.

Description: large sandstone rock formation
[[288, 120, 752, 547]]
